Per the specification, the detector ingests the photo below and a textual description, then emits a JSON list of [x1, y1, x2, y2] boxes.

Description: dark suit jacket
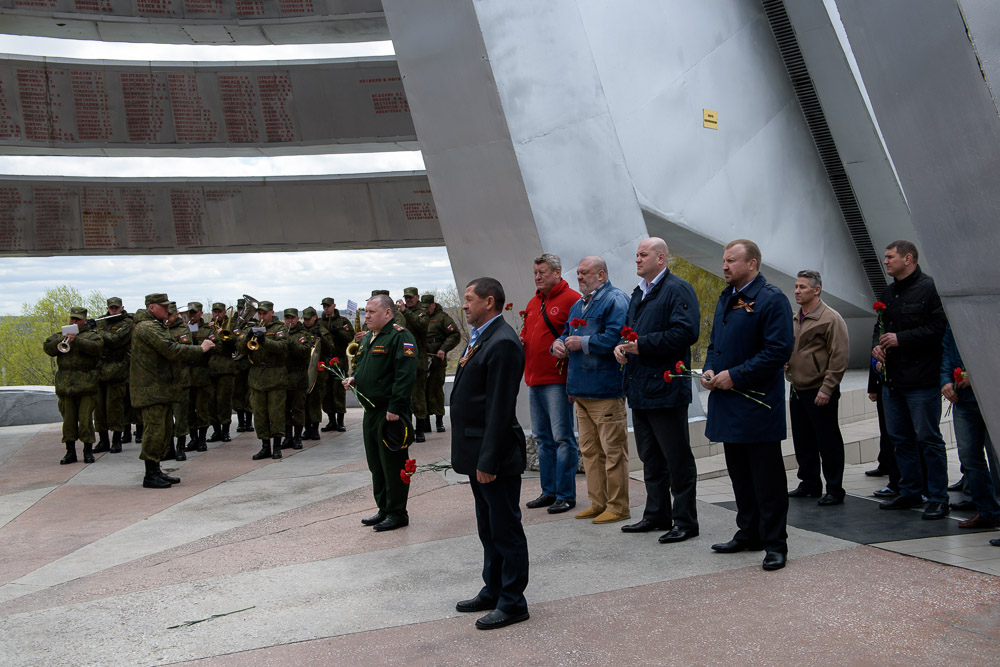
[[450, 317, 526, 477]]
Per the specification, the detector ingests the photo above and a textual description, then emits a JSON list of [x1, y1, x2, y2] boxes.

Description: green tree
[[0, 285, 106, 386], [671, 256, 726, 366]]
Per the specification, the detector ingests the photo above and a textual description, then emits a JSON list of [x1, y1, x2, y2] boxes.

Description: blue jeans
[[529, 384, 578, 501], [882, 385, 948, 503], [954, 401, 1000, 520]]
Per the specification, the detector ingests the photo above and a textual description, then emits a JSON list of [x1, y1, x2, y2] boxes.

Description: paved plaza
[[0, 414, 998, 665]]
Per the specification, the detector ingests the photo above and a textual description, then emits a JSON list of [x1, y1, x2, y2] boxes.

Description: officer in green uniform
[[345, 294, 418, 532], [165, 303, 193, 461], [131, 294, 215, 488], [319, 297, 355, 432], [421, 294, 462, 432], [282, 308, 313, 450], [43, 307, 104, 465], [397, 287, 429, 442], [93, 297, 133, 453], [185, 302, 216, 452], [207, 302, 237, 442], [233, 298, 255, 434], [302, 306, 327, 440], [239, 301, 288, 460]]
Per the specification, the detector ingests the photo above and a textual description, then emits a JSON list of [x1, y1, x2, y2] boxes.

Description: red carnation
[[504, 302, 513, 311], [400, 469, 411, 484], [626, 331, 638, 342], [621, 326, 633, 337], [571, 318, 587, 328], [331, 357, 339, 365], [404, 458, 417, 474], [317, 361, 327, 371], [664, 371, 672, 384], [953, 367, 964, 383], [872, 301, 887, 311], [675, 361, 686, 374], [518, 310, 527, 318]]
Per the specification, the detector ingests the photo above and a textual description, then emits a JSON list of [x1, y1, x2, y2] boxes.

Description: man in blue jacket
[[702, 239, 793, 571], [614, 238, 701, 543], [552, 256, 631, 524]]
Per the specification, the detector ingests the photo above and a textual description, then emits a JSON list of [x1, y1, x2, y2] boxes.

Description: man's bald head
[[636, 237, 669, 281], [576, 255, 609, 295]]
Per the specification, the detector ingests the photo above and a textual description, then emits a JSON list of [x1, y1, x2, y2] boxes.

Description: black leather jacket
[[873, 266, 947, 390]]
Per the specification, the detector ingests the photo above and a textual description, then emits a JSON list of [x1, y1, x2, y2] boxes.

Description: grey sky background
[[0, 37, 464, 316]]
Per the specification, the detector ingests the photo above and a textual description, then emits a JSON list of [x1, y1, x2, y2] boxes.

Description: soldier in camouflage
[[207, 302, 237, 443], [281, 308, 313, 450], [43, 306, 104, 465], [421, 294, 462, 432], [233, 297, 254, 434], [93, 297, 133, 454], [319, 297, 355, 432], [164, 303, 194, 461], [398, 287, 430, 442], [239, 301, 288, 460], [302, 306, 327, 440], [185, 303, 216, 452], [130, 294, 214, 489]]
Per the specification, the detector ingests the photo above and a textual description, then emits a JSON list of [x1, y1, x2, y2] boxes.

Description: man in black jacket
[[872, 240, 949, 519], [450, 277, 530, 631]]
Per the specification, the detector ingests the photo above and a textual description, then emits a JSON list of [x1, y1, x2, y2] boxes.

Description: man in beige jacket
[[786, 270, 849, 505]]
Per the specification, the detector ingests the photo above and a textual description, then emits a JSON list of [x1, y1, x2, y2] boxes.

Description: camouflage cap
[[211, 302, 226, 311], [283, 308, 299, 318], [302, 306, 318, 319], [237, 298, 246, 307], [145, 293, 170, 306], [167, 301, 178, 314], [107, 297, 123, 308], [371, 289, 390, 297], [403, 287, 419, 297], [321, 297, 335, 306], [420, 294, 435, 304], [187, 301, 203, 312], [258, 301, 274, 311], [69, 306, 88, 319]]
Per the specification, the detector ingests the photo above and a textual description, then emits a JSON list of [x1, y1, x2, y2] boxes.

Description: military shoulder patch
[[402, 342, 415, 357], [298, 336, 306, 343], [392, 323, 405, 331], [180, 334, 189, 342], [276, 330, 285, 337], [446, 324, 454, 331]]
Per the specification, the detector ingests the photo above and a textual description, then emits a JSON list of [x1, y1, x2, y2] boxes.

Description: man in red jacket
[[521, 253, 581, 514]]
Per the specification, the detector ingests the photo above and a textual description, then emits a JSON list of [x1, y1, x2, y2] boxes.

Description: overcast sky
[[0, 36, 460, 316]]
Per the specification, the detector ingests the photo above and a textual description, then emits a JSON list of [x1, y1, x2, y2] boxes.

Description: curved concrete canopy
[[0, 1, 388, 45], [0, 55, 415, 155], [0, 171, 439, 256]]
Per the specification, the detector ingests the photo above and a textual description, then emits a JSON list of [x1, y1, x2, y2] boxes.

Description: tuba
[[233, 294, 260, 354], [346, 341, 360, 373]]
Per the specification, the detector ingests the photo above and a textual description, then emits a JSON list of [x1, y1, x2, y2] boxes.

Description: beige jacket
[[788, 299, 849, 395]]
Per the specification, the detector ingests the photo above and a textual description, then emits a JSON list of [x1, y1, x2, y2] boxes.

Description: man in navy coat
[[702, 239, 794, 570], [450, 277, 530, 630]]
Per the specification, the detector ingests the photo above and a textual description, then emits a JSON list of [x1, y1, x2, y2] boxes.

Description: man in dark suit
[[451, 277, 530, 630]]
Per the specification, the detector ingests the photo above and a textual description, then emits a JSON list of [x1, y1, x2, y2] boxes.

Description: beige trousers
[[575, 397, 630, 515]]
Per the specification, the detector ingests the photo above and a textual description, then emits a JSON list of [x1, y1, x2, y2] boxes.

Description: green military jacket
[[285, 322, 314, 391], [401, 304, 429, 371], [130, 310, 206, 408], [238, 319, 288, 391], [168, 317, 193, 388], [353, 322, 418, 415], [187, 317, 216, 387], [97, 313, 133, 383], [323, 311, 356, 356], [208, 321, 239, 377], [426, 308, 462, 356], [43, 323, 104, 397]]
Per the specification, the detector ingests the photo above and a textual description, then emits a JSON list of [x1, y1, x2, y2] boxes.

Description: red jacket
[[521, 279, 581, 386]]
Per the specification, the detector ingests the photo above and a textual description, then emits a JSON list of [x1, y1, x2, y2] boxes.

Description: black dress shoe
[[787, 484, 822, 498], [525, 494, 556, 509], [922, 502, 950, 520], [621, 519, 668, 533], [361, 512, 386, 526], [711, 539, 762, 553], [865, 467, 886, 477], [762, 551, 787, 571], [873, 486, 899, 498], [475, 608, 530, 630], [947, 475, 966, 492], [658, 526, 699, 543], [546, 500, 576, 514], [373, 516, 409, 532], [817, 493, 845, 506], [456, 595, 495, 613], [879, 494, 924, 510], [990, 538, 1000, 547], [950, 500, 976, 512]]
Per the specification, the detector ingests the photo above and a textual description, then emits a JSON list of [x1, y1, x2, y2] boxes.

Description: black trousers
[[469, 474, 529, 615], [789, 387, 845, 495], [875, 392, 902, 490], [723, 441, 788, 553], [632, 405, 699, 530]]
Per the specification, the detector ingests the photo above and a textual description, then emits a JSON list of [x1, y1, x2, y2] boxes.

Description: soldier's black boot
[[252, 439, 271, 460], [414, 423, 426, 443], [93, 431, 111, 453], [122, 426, 132, 444], [175, 436, 188, 461], [134, 423, 143, 444], [245, 413, 254, 432], [157, 462, 180, 485], [436, 415, 446, 433], [321, 413, 338, 432], [222, 423, 232, 442], [163, 438, 177, 461], [60, 441, 78, 465], [110, 431, 123, 453], [293, 425, 303, 449], [184, 433, 198, 451], [196, 427, 208, 452], [310, 422, 322, 440], [235, 410, 246, 433], [83, 442, 95, 464], [208, 423, 223, 442], [271, 436, 283, 459], [281, 424, 293, 449], [336, 413, 347, 432], [143, 459, 171, 489]]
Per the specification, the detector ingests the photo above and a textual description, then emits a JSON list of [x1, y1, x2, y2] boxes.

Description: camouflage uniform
[[238, 301, 288, 459], [130, 294, 210, 488], [282, 310, 314, 449], [185, 304, 216, 451], [167, 306, 194, 457], [422, 294, 462, 430], [400, 288, 430, 431], [233, 299, 254, 432], [319, 297, 355, 431], [43, 307, 104, 464], [93, 297, 133, 452], [302, 307, 328, 439], [207, 302, 237, 442]]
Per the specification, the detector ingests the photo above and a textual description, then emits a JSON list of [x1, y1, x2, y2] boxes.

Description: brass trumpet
[[56, 336, 72, 353], [346, 341, 360, 373], [57, 324, 79, 353]]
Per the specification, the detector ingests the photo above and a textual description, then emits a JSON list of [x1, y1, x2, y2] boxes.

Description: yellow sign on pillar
[[703, 109, 718, 130]]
